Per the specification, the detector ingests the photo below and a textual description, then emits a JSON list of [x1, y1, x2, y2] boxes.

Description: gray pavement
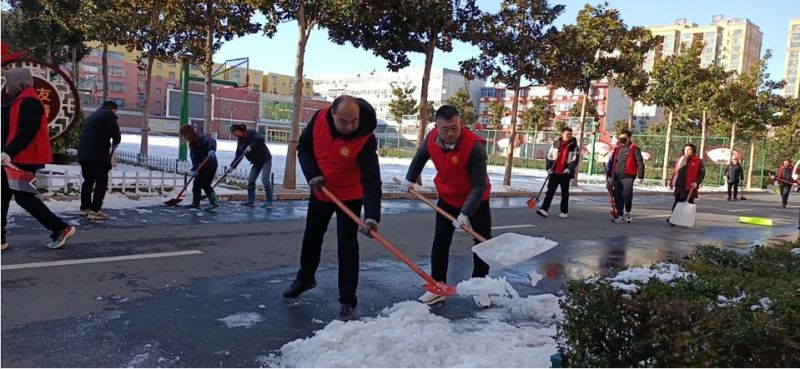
[[1, 192, 798, 367]]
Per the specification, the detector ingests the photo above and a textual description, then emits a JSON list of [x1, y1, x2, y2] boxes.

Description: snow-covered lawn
[[6, 193, 173, 216]]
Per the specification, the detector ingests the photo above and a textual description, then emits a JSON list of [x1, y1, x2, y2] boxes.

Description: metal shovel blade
[[471, 233, 558, 270]]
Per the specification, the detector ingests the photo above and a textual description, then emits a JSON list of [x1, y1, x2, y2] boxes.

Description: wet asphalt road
[[1, 193, 798, 367]]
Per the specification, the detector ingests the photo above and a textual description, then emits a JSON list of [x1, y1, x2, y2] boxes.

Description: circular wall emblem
[[1, 58, 81, 141], [340, 146, 350, 157]]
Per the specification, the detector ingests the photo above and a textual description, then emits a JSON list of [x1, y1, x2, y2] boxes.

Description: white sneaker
[[536, 209, 548, 218], [1, 242, 8, 251], [624, 214, 632, 223], [418, 291, 446, 305], [472, 294, 491, 308], [558, 213, 568, 218]]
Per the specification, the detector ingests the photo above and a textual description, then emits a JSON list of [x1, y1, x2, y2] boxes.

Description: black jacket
[[189, 134, 218, 171], [545, 137, 579, 179], [1, 95, 47, 172], [233, 129, 271, 167], [77, 108, 121, 164], [297, 98, 381, 222], [724, 164, 744, 183]]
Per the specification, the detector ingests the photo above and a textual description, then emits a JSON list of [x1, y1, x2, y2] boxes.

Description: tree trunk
[[203, 5, 214, 134], [504, 81, 521, 186], [661, 109, 673, 186], [283, 9, 311, 190], [728, 121, 737, 163], [417, 34, 437, 148], [746, 140, 755, 189], [699, 108, 707, 158], [101, 43, 109, 102], [571, 92, 589, 186], [627, 98, 634, 131], [139, 53, 155, 158]]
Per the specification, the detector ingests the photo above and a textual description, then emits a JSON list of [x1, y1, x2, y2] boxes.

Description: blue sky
[[216, 0, 799, 83]]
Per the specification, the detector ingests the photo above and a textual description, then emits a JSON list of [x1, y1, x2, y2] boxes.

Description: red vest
[[6, 86, 52, 165], [670, 155, 701, 190], [312, 108, 371, 202], [427, 127, 491, 207], [610, 143, 639, 177]]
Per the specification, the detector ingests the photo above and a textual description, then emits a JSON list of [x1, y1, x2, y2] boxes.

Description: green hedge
[[556, 242, 800, 367]]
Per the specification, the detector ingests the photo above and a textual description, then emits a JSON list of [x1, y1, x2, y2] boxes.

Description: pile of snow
[[790, 248, 800, 257], [456, 276, 518, 297], [586, 263, 695, 294], [6, 193, 171, 216], [527, 271, 544, 287], [264, 295, 562, 368], [716, 292, 747, 308], [750, 297, 772, 313]]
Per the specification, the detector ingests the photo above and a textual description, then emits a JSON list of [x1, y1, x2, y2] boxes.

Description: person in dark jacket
[[775, 159, 794, 208], [605, 129, 645, 223], [1, 68, 76, 251], [724, 158, 744, 201], [537, 127, 579, 218], [77, 100, 121, 220], [178, 125, 218, 210], [230, 124, 273, 208], [282, 95, 382, 321], [667, 143, 705, 225], [401, 105, 493, 308]]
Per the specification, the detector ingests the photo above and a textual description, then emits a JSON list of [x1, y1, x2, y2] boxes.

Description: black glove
[[308, 176, 325, 191], [360, 218, 378, 238]]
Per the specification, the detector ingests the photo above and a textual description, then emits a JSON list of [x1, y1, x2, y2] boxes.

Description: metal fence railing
[[115, 151, 265, 189]]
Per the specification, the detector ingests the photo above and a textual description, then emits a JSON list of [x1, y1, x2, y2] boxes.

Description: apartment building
[[782, 18, 800, 98]]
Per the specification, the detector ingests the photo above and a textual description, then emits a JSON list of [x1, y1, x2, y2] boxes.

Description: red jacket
[[670, 155, 702, 191], [312, 108, 371, 202], [428, 127, 491, 207], [6, 86, 52, 165]]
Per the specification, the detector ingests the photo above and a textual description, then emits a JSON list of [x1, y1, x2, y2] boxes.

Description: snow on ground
[[456, 277, 518, 297], [791, 248, 800, 257], [265, 291, 563, 368], [6, 193, 172, 216], [118, 134, 737, 194], [217, 312, 263, 329], [586, 263, 695, 294]]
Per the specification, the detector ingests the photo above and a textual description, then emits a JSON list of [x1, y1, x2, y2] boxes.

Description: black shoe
[[726, 197, 731, 201], [337, 303, 357, 321], [666, 218, 675, 227], [282, 279, 316, 298], [782, 203, 787, 208]]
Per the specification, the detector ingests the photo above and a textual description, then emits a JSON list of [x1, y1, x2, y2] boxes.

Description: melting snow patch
[[218, 312, 262, 328], [527, 271, 544, 287], [311, 318, 324, 324], [265, 299, 560, 368], [750, 297, 772, 313], [456, 276, 518, 297], [605, 263, 694, 293], [790, 248, 800, 257]]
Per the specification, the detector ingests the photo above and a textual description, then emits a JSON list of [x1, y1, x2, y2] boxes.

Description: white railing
[[36, 170, 185, 195]]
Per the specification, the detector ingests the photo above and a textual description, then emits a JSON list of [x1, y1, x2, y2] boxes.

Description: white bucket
[[471, 233, 558, 269]]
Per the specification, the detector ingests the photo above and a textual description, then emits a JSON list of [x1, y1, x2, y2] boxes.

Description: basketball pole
[[179, 59, 190, 161]]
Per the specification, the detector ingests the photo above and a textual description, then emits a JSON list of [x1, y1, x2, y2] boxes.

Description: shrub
[[556, 242, 800, 367]]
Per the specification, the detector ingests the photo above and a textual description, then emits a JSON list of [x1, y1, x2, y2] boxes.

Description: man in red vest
[[775, 159, 794, 208], [537, 127, 579, 218], [401, 105, 493, 308], [2, 68, 76, 251], [282, 95, 381, 321], [667, 143, 705, 225], [605, 129, 645, 223]]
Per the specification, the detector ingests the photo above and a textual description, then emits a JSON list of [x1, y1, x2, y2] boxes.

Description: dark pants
[[672, 188, 696, 211], [431, 199, 491, 283], [727, 181, 739, 199], [80, 161, 111, 211], [192, 165, 217, 200], [296, 193, 362, 306], [2, 168, 68, 240], [540, 173, 571, 213], [612, 177, 634, 216], [780, 185, 791, 206]]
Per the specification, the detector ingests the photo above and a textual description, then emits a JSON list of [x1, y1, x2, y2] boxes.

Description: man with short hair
[[402, 105, 493, 308], [283, 95, 382, 321], [537, 127, 579, 218], [724, 158, 744, 201], [2, 68, 76, 250], [78, 100, 121, 220], [606, 129, 645, 223], [776, 159, 794, 208]]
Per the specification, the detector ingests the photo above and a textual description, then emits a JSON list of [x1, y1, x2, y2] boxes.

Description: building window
[[792, 41, 800, 49], [80, 63, 100, 73], [169, 62, 176, 68], [156, 88, 162, 95], [733, 29, 743, 37], [109, 81, 125, 92], [156, 62, 162, 69], [167, 83, 176, 89], [137, 81, 145, 91], [155, 100, 161, 108], [793, 25, 800, 31], [114, 99, 124, 107], [108, 51, 124, 60], [109, 65, 125, 77], [156, 76, 162, 82], [90, 48, 102, 57], [168, 71, 176, 79]]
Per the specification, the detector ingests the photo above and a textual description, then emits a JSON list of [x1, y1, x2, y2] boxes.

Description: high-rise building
[[646, 15, 763, 74], [313, 68, 485, 123], [782, 18, 800, 98]]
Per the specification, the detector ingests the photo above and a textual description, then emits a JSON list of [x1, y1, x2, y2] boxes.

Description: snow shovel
[[669, 186, 697, 228], [602, 167, 618, 219], [3, 165, 38, 193], [201, 152, 247, 201], [393, 177, 557, 270], [526, 174, 549, 210], [319, 186, 457, 297], [164, 156, 210, 206]]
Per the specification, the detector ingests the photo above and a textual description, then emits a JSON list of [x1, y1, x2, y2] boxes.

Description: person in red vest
[[536, 127, 579, 218], [667, 143, 705, 226], [1, 68, 76, 251], [401, 105, 493, 308], [775, 159, 794, 208], [605, 129, 645, 223], [282, 95, 381, 321]]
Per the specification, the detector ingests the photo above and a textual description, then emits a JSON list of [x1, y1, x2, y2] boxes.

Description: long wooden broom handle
[[393, 177, 487, 242]]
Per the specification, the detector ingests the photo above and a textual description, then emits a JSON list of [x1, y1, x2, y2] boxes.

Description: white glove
[[606, 177, 613, 186], [452, 213, 471, 230], [401, 178, 416, 192], [245, 146, 253, 153], [563, 169, 570, 175], [690, 182, 698, 189], [1, 152, 11, 165], [547, 169, 553, 175]]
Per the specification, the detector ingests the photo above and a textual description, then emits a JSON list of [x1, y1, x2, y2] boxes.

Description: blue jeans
[[247, 160, 272, 194]]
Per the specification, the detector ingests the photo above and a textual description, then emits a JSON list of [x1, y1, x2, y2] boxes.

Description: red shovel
[[164, 156, 210, 206], [526, 174, 550, 210], [320, 186, 456, 297]]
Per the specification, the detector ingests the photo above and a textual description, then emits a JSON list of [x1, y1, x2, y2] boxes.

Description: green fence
[[374, 126, 770, 187]]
